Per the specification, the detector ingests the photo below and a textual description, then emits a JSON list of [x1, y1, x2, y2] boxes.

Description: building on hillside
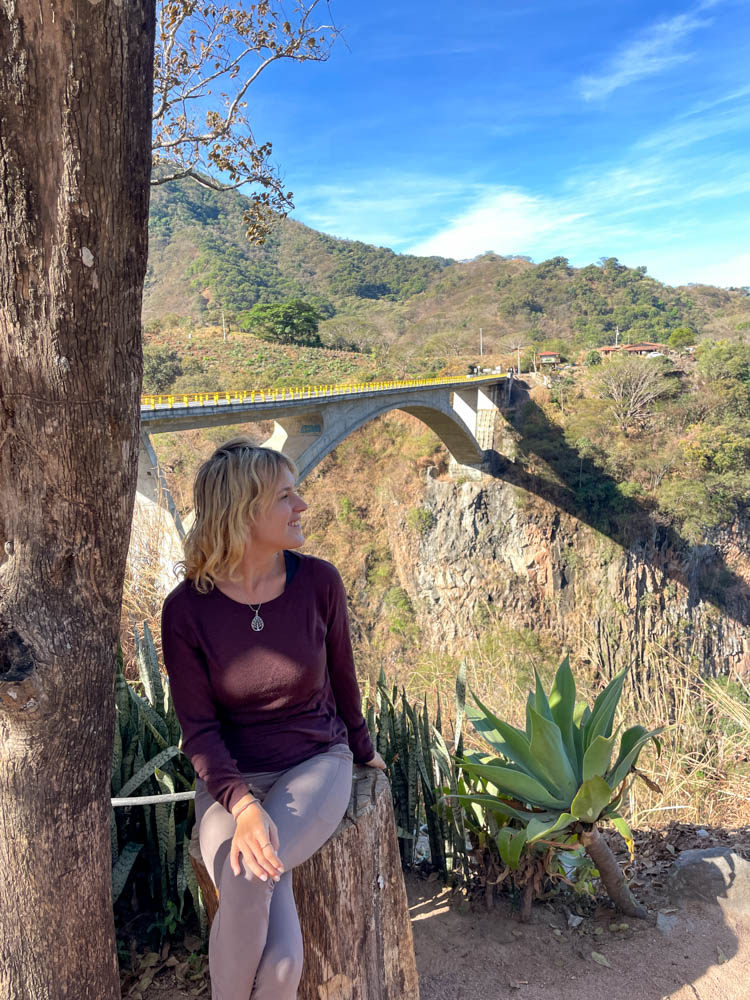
[[596, 342, 667, 360], [622, 342, 667, 355], [537, 351, 561, 367]]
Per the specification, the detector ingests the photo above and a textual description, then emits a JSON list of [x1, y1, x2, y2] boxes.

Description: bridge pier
[[132, 432, 185, 595], [261, 412, 326, 466]]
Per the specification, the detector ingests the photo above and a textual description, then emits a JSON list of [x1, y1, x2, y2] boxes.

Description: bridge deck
[[140, 373, 509, 433]]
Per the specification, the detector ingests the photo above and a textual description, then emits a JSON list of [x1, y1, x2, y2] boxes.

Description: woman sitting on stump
[[161, 437, 385, 1000]]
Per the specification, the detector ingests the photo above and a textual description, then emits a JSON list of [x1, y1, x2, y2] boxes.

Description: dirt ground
[[128, 824, 750, 1000], [409, 877, 748, 1000]]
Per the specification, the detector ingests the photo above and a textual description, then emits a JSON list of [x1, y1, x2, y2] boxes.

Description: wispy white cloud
[[677, 83, 750, 119], [577, 4, 718, 101], [409, 189, 590, 259], [292, 173, 483, 249]]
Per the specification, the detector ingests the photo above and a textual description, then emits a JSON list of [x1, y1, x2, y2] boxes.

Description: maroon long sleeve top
[[161, 554, 374, 812]]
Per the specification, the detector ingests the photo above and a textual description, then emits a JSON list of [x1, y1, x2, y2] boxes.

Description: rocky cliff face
[[386, 475, 750, 677]]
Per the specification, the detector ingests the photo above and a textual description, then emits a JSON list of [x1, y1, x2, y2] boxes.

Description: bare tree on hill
[[593, 355, 673, 434]]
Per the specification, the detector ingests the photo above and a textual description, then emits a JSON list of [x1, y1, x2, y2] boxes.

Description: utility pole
[[615, 324, 620, 347], [479, 327, 483, 356]]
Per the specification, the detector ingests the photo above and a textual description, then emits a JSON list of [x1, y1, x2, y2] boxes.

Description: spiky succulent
[[454, 657, 662, 859]]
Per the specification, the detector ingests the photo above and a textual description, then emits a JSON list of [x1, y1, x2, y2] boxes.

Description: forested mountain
[[145, 176, 750, 354]]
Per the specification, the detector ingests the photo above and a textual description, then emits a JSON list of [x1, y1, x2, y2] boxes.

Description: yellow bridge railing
[[140, 372, 507, 410]]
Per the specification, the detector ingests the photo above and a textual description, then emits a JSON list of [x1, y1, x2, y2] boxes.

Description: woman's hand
[[364, 751, 386, 770], [230, 801, 285, 881]]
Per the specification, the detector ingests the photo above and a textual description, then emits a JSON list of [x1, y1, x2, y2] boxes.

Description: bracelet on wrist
[[232, 796, 259, 821]]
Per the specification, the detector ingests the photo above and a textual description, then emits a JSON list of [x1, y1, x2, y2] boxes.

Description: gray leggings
[[194, 743, 354, 1000]]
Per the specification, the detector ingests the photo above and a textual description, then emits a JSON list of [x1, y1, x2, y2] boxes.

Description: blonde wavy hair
[[181, 437, 298, 593]]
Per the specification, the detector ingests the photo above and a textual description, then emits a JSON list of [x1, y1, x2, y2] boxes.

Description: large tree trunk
[[0, 4, 155, 998], [190, 766, 421, 999]]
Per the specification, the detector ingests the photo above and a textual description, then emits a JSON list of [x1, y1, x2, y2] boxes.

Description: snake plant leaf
[[118, 745, 182, 799], [434, 728, 467, 865], [135, 621, 164, 711], [128, 686, 169, 747], [456, 758, 569, 810], [584, 667, 628, 750], [154, 765, 176, 796], [112, 718, 123, 795], [528, 706, 580, 802], [155, 802, 171, 903], [432, 726, 455, 783], [455, 660, 467, 749], [112, 842, 143, 904], [468, 690, 543, 780], [526, 811, 577, 844], [115, 666, 131, 732], [496, 825, 527, 869], [606, 724, 664, 790], [570, 775, 614, 822], [608, 811, 635, 858], [548, 656, 578, 766], [176, 836, 187, 916], [583, 733, 618, 782]]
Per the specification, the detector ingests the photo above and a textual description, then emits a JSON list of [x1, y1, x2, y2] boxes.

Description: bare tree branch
[[593, 356, 673, 433], [151, 0, 339, 241]]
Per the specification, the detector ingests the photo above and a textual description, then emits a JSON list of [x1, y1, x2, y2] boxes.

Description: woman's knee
[[216, 851, 277, 906]]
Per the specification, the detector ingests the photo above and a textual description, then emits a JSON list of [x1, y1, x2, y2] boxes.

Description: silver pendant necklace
[[247, 552, 284, 632], [248, 603, 264, 632]]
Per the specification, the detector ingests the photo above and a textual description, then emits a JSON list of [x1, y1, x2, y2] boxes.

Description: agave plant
[[453, 656, 662, 918]]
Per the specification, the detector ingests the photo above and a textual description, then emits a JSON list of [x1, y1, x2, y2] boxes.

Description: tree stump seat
[[189, 765, 420, 999]]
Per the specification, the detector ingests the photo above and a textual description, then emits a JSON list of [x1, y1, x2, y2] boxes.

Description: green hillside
[[145, 176, 750, 355]]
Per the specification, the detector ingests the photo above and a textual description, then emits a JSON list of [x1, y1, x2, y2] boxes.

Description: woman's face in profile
[[250, 467, 308, 552]]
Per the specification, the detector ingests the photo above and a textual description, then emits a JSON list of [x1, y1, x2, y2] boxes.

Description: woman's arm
[[324, 567, 377, 765], [161, 602, 250, 813]]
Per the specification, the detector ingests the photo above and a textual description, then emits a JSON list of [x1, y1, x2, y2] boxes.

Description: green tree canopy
[[239, 299, 323, 346], [143, 345, 184, 393], [668, 327, 697, 349]]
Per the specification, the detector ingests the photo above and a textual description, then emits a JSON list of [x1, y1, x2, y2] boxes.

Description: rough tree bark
[[190, 766, 421, 999], [0, 3, 155, 998]]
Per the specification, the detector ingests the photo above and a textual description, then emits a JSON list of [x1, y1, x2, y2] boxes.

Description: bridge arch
[[262, 395, 486, 481]]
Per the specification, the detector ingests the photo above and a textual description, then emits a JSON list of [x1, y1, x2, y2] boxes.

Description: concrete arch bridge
[[133, 373, 512, 581]]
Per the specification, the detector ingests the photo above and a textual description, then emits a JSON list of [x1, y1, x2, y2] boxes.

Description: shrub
[[406, 507, 436, 535], [143, 346, 184, 393]]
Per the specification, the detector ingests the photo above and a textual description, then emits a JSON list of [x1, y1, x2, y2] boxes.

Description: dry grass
[[375, 613, 750, 831]]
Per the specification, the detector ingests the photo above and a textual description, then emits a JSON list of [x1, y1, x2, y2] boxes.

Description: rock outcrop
[[386, 474, 749, 676]]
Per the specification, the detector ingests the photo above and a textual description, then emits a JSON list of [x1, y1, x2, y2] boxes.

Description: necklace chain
[[246, 552, 284, 633], [248, 601, 264, 632]]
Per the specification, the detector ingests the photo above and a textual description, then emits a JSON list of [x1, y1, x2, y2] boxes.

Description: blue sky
[[242, 0, 750, 288]]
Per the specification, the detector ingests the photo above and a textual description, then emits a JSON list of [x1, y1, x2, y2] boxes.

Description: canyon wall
[[386, 474, 750, 677]]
